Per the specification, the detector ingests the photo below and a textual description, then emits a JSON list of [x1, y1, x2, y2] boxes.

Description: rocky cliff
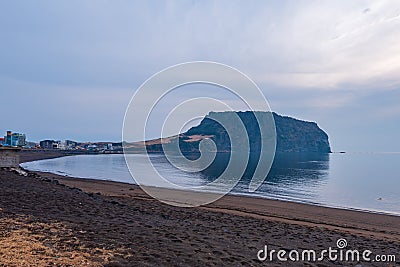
[[144, 111, 331, 153]]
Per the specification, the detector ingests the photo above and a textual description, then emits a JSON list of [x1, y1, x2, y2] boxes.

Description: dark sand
[[0, 151, 399, 266], [19, 149, 66, 163]]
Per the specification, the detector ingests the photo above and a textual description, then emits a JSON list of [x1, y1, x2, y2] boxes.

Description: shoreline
[[2, 170, 399, 266], [2, 150, 398, 265], [37, 172, 400, 241], [20, 151, 400, 217], [34, 169, 400, 217]]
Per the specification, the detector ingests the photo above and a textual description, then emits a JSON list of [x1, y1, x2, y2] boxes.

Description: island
[[128, 111, 331, 154]]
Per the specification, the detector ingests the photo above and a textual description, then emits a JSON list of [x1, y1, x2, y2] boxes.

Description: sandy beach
[[0, 152, 399, 266]]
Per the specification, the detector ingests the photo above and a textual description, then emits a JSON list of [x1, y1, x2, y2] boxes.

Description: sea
[[21, 152, 400, 215]]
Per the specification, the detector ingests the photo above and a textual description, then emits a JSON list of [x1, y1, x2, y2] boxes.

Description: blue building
[[2, 131, 26, 147]]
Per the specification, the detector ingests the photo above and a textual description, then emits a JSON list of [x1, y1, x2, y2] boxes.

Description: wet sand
[[0, 151, 399, 266]]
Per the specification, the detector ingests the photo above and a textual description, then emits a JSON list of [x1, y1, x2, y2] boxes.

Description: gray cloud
[[0, 0, 399, 151]]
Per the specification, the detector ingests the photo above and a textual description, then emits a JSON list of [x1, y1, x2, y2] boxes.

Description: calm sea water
[[21, 152, 400, 215]]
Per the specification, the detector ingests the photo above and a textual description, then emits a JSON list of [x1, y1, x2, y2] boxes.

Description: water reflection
[[251, 153, 330, 202], [152, 152, 330, 202]]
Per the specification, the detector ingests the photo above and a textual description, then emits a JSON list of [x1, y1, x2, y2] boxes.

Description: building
[[39, 140, 63, 149], [2, 131, 26, 147], [107, 143, 113, 150], [24, 141, 38, 148], [5, 131, 11, 146], [65, 140, 77, 149], [40, 140, 58, 149], [0, 147, 21, 167], [12, 133, 26, 147], [87, 144, 98, 151], [57, 141, 66, 150]]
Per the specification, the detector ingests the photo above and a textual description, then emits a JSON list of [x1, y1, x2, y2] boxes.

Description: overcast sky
[[1, 1, 400, 152]]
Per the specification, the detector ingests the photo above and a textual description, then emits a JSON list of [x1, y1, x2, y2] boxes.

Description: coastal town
[[0, 130, 122, 152]]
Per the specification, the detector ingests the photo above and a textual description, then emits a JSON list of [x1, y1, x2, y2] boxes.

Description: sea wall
[[0, 148, 20, 167]]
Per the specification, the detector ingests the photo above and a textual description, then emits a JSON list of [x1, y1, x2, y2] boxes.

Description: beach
[[0, 152, 399, 266]]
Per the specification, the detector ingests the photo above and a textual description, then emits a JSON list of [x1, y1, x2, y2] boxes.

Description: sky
[[1, 0, 400, 152]]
